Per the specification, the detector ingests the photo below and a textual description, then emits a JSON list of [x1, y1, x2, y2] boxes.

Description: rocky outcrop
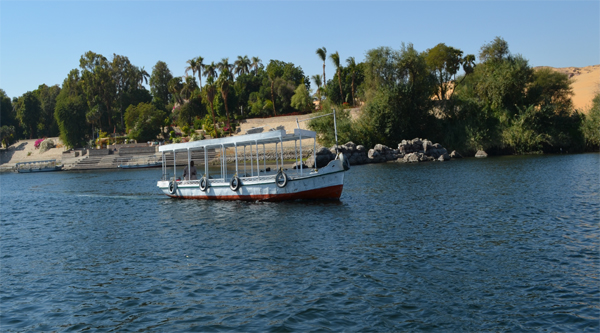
[[306, 138, 460, 167]]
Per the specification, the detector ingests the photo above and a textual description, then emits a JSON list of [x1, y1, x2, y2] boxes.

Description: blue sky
[[1, 1, 598, 99]]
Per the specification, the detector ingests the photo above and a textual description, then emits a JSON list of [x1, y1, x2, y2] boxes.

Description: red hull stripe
[[169, 185, 344, 201]]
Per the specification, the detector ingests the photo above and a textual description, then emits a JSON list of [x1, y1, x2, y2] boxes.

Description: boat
[[118, 156, 162, 169], [157, 113, 349, 201], [16, 159, 63, 173]]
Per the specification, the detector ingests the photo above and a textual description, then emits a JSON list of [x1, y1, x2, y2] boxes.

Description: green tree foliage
[[124, 102, 165, 142], [425, 43, 465, 102], [79, 51, 116, 128], [112, 54, 152, 130], [291, 84, 312, 113], [55, 92, 88, 148], [150, 61, 174, 109], [16, 91, 43, 139], [325, 63, 365, 105], [359, 44, 436, 146], [0, 89, 18, 146], [582, 93, 600, 149], [526, 67, 573, 109], [35, 84, 61, 137]]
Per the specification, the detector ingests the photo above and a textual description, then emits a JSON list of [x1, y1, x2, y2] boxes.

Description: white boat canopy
[[159, 129, 316, 153]]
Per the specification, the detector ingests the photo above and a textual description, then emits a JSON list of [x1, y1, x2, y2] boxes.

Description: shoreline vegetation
[[1, 37, 599, 166]]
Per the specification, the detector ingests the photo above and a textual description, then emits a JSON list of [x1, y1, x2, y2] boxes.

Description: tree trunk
[[270, 80, 277, 116], [338, 69, 343, 103], [322, 63, 326, 90]]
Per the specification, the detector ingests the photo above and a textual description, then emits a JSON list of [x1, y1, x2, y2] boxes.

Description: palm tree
[[217, 58, 234, 80], [330, 51, 343, 102], [251, 56, 262, 75], [346, 57, 356, 106], [168, 77, 184, 105], [204, 78, 219, 138], [180, 76, 198, 101], [217, 70, 231, 130], [138, 66, 149, 88], [234, 55, 251, 77], [311, 74, 322, 110], [217, 61, 233, 131], [185, 58, 198, 85], [203, 62, 218, 81], [195, 56, 205, 91], [316, 47, 327, 89]]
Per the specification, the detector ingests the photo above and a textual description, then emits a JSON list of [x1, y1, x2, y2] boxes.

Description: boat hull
[[158, 160, 346, 201]]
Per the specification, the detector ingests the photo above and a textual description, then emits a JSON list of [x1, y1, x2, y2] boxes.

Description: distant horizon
[[2, 1, 598, 99]]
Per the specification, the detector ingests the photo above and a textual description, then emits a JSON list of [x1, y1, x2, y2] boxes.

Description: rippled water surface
[[1, 154, 598, 331]]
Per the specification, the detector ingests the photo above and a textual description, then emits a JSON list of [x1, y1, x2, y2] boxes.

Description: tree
[[217, 59, 234, 130], [425, 43, 464, 102], [527, 67, 573, 110], [138, 67, 149, 88], [203, 61, 218, 81], [582, 93, 600, 149], [346, 57, 357, 106], [266, 60, 283, 116], [360, 44, 437, 146], [234, 55, 251, 77], [251, 56, 262, 75], [330, 51, 344, 102], [316, 47, 327, 89], [312, 74, 323, 109], [55, 91, 88, 148], [204, 79, 219, 138], [79, 51, 115, 128], [479, 37, 510, 63], [35, 84, 61, 137], [291, 84, 312, 113], [180, 76, 199, 101], [185, 57, 198, 85], [124, 102, 165, 142], [195, 56, 205, 91], [150, 61, 174, 108], [168, 77, 184, 105], [16, 91, 43, 139]]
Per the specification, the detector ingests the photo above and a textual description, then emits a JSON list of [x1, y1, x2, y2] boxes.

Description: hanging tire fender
[[275, 169, 288, 188], [230, 175, 241, 191], [199, 176, 209, 192], [339, 152, 350, 171], [169, 180, 177, 195]]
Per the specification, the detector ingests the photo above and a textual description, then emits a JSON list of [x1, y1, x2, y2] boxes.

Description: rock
[[404, 152, 422, 163], [368, 149, 379, 159], [450, 150, 463, 158], [292, 161, 307, 169], [438, 153, 451, 161], [316, 147, 330, 155], [475, 150, 488, 158], [356, 145, 366, 152], [343, 142, 357, 151]]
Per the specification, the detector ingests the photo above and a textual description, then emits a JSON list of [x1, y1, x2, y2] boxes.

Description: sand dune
[[535, 64, 599, 113]]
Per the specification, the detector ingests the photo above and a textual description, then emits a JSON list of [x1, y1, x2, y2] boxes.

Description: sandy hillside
[[535, 65, 599, 113], [0, 138, 67, 167]]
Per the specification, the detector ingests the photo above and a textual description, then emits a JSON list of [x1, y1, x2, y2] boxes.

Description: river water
[[1, 154, 598, 332]]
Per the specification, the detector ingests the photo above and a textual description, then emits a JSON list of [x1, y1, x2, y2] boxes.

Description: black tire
[[230, 176, 241, 191], [169, 180, 177, 195], [276, 170, 287, 188], [199, 176, 208, 191]]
